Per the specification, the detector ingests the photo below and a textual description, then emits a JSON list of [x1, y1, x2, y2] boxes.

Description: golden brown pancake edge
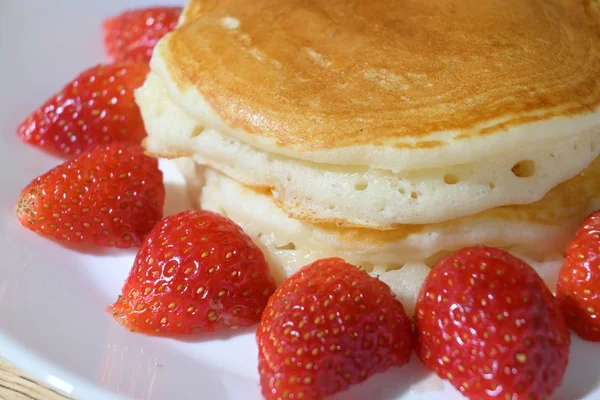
[[163, 0, 600, 151]]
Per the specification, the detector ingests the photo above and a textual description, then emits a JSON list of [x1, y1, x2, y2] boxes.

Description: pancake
[[175, 157, 600, 314], [164, 0, 600, 167], [138, 0, 600, 227], [138, 70, 600, 227]]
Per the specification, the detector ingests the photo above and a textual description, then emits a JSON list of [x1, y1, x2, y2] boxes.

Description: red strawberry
[[16, 144, 164, 248], [556, 210, 600, 341], [103, 7, 182, 63], [110, 210, 276, 335], [17, 63, 149, 157], [257, 258, 413, 400], [415, 246, 570, 400]]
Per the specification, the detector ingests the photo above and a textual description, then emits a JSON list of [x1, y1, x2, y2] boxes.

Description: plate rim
[[0, 332, 122, 400]]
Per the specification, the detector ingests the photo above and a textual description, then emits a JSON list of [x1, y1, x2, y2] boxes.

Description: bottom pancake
[[175, 158, 600, 315]]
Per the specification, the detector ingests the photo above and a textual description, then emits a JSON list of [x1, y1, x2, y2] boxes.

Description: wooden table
[[0, 359, 71, 400]]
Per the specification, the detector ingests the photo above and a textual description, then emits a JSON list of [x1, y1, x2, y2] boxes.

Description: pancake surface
[[138, 71, 600, 226], [157, 0, 600, 168], [140, 0, 600, 227], [143, 0, 600, 312]]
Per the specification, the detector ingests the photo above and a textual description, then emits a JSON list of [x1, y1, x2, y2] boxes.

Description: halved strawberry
[[16, 144, 164, 248], [17, 63, 149, 157], [110, 210, 277, 335], [103, 7, 182, 63]]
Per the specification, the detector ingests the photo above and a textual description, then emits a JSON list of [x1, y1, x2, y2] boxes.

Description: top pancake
[[156, 0, 600, 169]]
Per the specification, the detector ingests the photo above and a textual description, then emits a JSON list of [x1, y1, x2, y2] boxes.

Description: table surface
[[0, 359, 71, 400]]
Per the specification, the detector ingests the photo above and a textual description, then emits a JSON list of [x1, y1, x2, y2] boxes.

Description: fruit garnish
[[103, 7, 182, 63], [257, 257, 413, 400], [16, 144, 164, 248], [110, 210, 276, 335], [556, 210, 600, 341], [415, 246, 569, 400], [17, 63, 149, 157]]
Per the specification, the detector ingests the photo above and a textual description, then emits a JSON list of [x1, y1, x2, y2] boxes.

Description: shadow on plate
[[99, 324, 235, 400], [172, 325, 257, 343], [329, 356, 435, 400], [553, 335, 600, 399], [163, 181, 195, 217], [59, 241, 138, 258]]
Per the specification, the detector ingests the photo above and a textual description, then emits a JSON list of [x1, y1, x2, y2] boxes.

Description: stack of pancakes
[[136, 0, 600, 315]]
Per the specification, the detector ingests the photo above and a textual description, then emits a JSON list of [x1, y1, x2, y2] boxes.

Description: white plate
[[0, 1, 599, 399]]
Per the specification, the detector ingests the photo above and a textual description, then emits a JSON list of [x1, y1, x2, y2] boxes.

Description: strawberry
[[556, 210, 600, 341], [257, 258, 413, 400], [16, 144, 164, 248], [415, 246, 570, 400], [103, 7, 182, 63], [17, 63, 149, 157], [110, 210, 276, 335]]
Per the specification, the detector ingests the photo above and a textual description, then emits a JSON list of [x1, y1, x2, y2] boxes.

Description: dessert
[[139, 0, 600, 226], [415, 247, 570, 399], [16, 143, 164, 248], [11, 2, 600, 400], [18, 63, 150, 157], [138, 0, 600, 315]]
